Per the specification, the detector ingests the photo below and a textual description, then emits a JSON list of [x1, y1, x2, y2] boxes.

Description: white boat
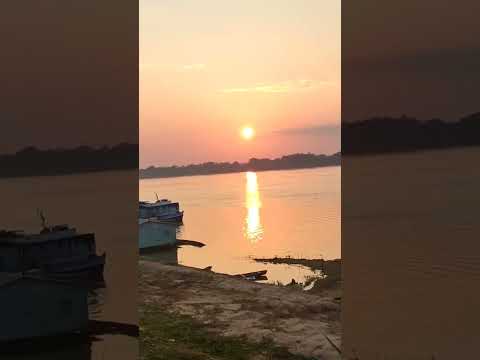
[[139, 196, 184, 223]]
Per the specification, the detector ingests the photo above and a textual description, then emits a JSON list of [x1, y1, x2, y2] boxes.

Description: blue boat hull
[[139, 221, 177, 249]]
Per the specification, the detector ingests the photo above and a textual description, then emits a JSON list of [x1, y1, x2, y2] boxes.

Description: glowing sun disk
[[241, 126, 255, 140]]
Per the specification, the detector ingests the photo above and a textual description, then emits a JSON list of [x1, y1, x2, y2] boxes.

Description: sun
[[241, 126, 255, 140]]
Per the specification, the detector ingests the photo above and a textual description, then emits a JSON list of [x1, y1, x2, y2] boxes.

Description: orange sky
[[140, 0, 340, 167]]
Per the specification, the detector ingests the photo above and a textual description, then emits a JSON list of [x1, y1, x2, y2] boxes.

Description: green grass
[[140, 304, 314, 360]]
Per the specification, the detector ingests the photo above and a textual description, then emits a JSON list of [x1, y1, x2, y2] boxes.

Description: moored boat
[[139, 195, 184, 223], [0, 212, 105, 283]]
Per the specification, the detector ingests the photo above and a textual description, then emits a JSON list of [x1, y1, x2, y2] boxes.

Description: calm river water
[[140, 166, 340, 284]]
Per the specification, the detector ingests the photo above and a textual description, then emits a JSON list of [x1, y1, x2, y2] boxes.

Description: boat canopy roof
[[139, 200, 179, 208], [0, 226, 94, 246]]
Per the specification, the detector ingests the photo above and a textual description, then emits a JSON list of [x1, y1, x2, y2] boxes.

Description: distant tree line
[[0, 143, 138, 178], [343, 112, 480, 155], [140, 152, 341, 179]]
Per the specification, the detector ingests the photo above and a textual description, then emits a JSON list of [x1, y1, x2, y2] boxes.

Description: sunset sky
[[140, 0, 340, 167]]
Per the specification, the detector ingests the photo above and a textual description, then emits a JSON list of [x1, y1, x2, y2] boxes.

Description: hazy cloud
[[275, 124, 340, 136], [221, 79, 333, 94], [179, 63, 206, 71]]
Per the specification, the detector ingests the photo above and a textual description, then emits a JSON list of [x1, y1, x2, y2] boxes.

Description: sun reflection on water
[[244, 171, 263, 243]]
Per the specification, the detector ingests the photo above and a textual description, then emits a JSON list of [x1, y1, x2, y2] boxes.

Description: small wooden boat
[[235, 270, 268, 281], [238, 270, 267, 278]]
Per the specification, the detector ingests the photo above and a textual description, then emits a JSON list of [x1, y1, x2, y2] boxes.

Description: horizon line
[[141, 151, 341, 170]]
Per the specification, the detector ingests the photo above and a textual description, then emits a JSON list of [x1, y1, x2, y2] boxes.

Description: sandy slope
[[140, 261, 341, 360]]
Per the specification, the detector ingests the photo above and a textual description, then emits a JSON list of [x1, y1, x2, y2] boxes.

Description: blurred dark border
[[342, 1, 480, 358], [0, 2, 138, 359]]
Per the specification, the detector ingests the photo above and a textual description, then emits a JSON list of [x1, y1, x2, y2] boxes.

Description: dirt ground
[[139, 261, 341, 359]]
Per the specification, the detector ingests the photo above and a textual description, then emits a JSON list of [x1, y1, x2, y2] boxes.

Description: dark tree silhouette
[[342, 113, 480, 155], [140, 152, 341, 179], [0, 143, 138, 178]]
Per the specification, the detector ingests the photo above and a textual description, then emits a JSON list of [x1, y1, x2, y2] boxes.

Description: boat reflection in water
[[244, 172, 263, 243]]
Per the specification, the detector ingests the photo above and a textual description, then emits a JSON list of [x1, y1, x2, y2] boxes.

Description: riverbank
[[253, 257, 341, 297], [139, 261, 341, 359], [141, 306, 315, 360]]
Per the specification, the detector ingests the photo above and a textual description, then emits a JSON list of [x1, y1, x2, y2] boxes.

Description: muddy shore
[[253, 257, 342, 297], [139, 261, 341, 359]]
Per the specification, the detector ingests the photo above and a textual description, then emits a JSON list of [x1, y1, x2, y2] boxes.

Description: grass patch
[[140, 304, 314, 360]]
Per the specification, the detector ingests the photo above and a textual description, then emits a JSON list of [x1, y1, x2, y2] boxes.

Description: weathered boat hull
[[156, 211, 183, 223], [42, 254, 106, 282], [139, 220, 177, 249], [0, 276, 89, 342]]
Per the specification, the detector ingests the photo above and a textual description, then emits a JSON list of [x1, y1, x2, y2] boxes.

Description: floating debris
[[177, 239, 205, 248]]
